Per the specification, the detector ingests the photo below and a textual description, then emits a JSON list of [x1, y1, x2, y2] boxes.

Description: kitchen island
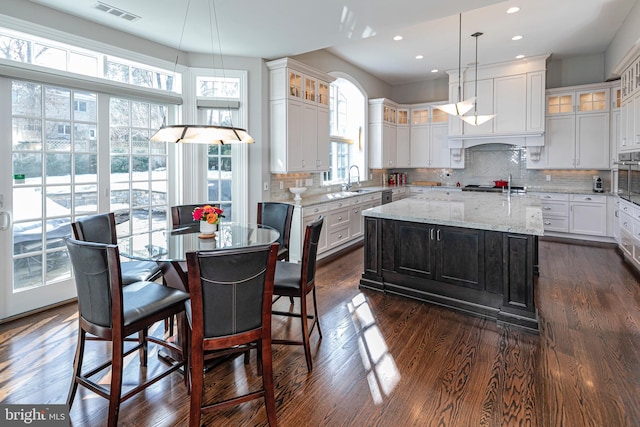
[[360, 191, 544, 332]]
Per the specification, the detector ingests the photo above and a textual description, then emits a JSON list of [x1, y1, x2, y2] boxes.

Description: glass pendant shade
[[435, 97, 476, 116], [150, 125, 255, 144], [460, 113, 495, 126]]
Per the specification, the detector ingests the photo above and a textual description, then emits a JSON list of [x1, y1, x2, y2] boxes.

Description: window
[[323, 77, 366, 186], [0, 27, 179, 92]]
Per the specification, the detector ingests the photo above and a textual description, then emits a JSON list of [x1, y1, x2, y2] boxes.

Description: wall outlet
[[279, 181, 284, 190], [263, 182, 269, 191], [546, 174, 551, 182], [305, 178, 313, 186]]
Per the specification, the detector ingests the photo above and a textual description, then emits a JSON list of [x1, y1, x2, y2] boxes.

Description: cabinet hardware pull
[[436, 229, 441, 241], [544, 221, 551, 225], [338, 234, 342, 239], [338, 216, 342, 221], [430, 228, 434, 240], [544, 195, 551, 198], [585, 197, 592, 200], [543, 207, 551, 210]]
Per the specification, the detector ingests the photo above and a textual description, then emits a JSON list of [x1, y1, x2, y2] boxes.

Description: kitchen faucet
[[344, 165, 360, 191]]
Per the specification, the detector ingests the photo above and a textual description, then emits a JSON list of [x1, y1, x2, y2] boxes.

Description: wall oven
[[617, 153, 633, 202], [631, 152, 640, 206]]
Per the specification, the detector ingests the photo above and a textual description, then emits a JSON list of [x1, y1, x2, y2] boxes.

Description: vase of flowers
[[192, 205, 224, 236]]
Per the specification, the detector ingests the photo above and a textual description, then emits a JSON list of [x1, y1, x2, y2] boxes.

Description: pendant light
[[150, 0, 254, 144], [435, 13, 475, 117], [460, 32, 495, 126]]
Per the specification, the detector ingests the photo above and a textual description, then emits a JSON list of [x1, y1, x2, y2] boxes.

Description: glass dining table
[[119, 221, 280, 292]]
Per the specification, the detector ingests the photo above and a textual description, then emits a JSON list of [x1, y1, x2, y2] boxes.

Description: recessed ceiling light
[[512, 35, 523, 41], [393, 35, 403, 41], [431, 69, 439, 73], [416, 55, 424, 60], [507, 6, 520, 14], [516, 54, 525, 59]]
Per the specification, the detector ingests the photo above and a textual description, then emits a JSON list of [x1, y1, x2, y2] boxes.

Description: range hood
[[449, 134, 544, 162]]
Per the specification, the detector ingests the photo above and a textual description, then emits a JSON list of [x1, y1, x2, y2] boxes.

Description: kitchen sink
[[348, 188, 374, 193]]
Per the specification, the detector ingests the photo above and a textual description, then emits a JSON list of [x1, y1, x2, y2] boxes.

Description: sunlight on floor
[[348, 293, 400, 404]]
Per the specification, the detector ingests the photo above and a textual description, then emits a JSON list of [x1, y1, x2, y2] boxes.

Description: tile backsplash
[[269, 143, 612, 201]]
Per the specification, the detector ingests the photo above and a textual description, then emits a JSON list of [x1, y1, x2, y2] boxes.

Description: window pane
[[132, 68, 153, 88], [106, 61, 130, 83], [73, 92, 97, 122], [45, 87, 71, 119], [13, 152, 42, 185], [74, 124, 97, 152], [12, 81, 42, 116], [131, 101, 149, 128], [45, 186, 71, 216], [45, 121, 72, 151], [74, 184, 98, 214], [110, 127, 130, 153], [12, 118, 42, 150], [0, 35, 31, 62], [111, 155, 130, 177], [46, 153, 72, 183], [33, 43, 66, 71], [110, 98, 130, 126], [132, 130, 149, 154], [74, 154, 97, 183], [69, 52, 98, 76]]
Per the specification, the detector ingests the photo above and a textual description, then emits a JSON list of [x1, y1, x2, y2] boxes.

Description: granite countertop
[[292, 186, 390, 207], [362, 191, 544, 236]]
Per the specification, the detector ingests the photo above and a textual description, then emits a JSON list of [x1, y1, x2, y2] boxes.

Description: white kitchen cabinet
[[535, 84, 610, 169], [569, 194, 607, 236], [369, 98, 398, 169], [535, 192, 569, 233], [396, 107, 411, 167], [290, 191, 381, 263], [267, 57, 335, 173], [409, 104, 455, 168], [493, 74, 527, 134]]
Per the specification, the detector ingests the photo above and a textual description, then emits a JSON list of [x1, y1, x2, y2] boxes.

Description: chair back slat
[[187, 243, 278, 338], [171, 203, 220, 228], [65, 238, 119, 328]]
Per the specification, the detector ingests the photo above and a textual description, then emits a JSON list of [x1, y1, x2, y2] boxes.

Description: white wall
[[292, 50, 391, 99], [546, 53, 606, 88], [606, 0, 640, 77]]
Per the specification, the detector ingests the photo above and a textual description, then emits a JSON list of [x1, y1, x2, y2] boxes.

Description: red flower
[[192, 205, 224, 224]]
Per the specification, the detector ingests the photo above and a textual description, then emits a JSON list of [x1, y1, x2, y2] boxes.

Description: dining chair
[[185, 243, 279, 427], [271, 216, 324, 372], [257, 202, 294, 262], [71, 212, 162, 285], [65, 237, 189, 427]]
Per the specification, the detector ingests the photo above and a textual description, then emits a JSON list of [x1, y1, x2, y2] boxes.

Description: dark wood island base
[[360, 217, 539, 333]]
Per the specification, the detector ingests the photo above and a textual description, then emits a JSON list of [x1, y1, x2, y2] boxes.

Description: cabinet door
[[436, 226, 484, 290], [527, 71, 545, 132], [620, 101, 629, 152], [410, 125, 430, 167], [463, 79, 493, 136], [285, 100, 304, 171], [301, 104, 317, 171], [494, 74, 526, 133], [544, 115, 576, 168], [396, 126, 411, 167], [316, 107, 330, 171], [610, 110, 620, 168], [429, 124, 451, 168], [350, 204, 364, 239], [395, 222, 436, 280], [576, 112, 609, 169], [634, 94, 640, 148], [383, 123, 397, 167], [570, 203, 606, 236]]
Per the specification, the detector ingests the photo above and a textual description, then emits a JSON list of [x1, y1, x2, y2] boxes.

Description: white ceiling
[[26, 0, 637, 85]]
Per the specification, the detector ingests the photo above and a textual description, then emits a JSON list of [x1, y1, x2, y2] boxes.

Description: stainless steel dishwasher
[[381, 190, 392, 204]]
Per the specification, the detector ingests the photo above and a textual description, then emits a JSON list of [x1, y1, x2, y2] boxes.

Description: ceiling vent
[[93, 2, 140, 22]]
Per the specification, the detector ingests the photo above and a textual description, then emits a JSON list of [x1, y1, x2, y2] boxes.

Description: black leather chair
[[257, 202, 294, 262], [71, 212, 162, 285], [186, 243, 279, 427], [272, 217, 323, 372], [65, 238, 189, 427], [171, 204, 202, 228]]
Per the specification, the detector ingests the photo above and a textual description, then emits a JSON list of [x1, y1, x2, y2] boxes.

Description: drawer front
[[540, 201, 569, 216], [542, 216, 569, 232], [569, 194, 606, 204], [620, 201, 633, 216], [328, 200, 349, 211], [328, 225, 350, 247], [410, 187, 428, 194], [536, 192, 570, 202], [620, 211, 633, 234], [328, 207, 350, 227], [621, 229, 634, 256], [303, 204, 328, 219]]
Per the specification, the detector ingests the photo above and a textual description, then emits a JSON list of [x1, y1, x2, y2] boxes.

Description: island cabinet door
[[435, 226, 485, 290], [393, 221, 436, 280]]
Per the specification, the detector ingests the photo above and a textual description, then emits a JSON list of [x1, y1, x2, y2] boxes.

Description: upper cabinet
[[267, 58, 335, 173], [446, 56, 548, 142], [528, 83, 612, 170], [409, 103, 462, 169], [369, 99, 398, 169]]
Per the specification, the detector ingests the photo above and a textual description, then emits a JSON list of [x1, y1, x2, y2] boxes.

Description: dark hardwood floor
[[1, 240, 640, 426]]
